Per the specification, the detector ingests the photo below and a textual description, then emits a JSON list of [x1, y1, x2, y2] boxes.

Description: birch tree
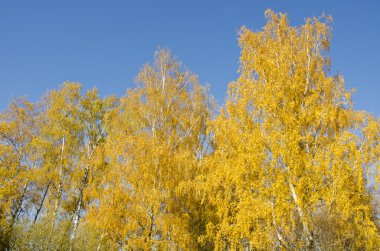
[[87, 49, 214, 250], [0, 99, 37, 249], [202, 10, 380, 250]]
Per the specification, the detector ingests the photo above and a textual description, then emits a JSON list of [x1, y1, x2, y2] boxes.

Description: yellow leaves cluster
[[203, 10, 380, 250]]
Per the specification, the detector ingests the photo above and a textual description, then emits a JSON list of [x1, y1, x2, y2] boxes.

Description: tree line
[[1, 10, 379, 250]]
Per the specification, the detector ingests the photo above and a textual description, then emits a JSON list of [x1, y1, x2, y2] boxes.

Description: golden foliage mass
[[0, 10, 379, 251]]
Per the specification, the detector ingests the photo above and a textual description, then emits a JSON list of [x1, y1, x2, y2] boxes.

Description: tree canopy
[[0, 10, 379, 251]]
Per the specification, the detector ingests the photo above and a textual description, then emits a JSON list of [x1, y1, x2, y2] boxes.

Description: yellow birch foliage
[[202, 10, 380, 250], [86, 49, 213, 250], [0, 11, 379, 250], [0, 99, 36, 249]]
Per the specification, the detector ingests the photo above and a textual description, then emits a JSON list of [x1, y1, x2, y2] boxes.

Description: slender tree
[[0, 99, 37, 249]]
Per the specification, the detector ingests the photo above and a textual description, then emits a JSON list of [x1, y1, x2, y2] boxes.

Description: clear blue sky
[[1, 1, 379, 116]]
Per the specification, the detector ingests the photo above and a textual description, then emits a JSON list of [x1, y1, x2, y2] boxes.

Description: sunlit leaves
[[203, 10, 380, 250], [0, 11, 379, 250]]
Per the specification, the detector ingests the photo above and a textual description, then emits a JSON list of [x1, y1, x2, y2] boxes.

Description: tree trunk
[[69, 142, 92, 251], [288, 180, 314, 248], [96, 233, 105, 251], [10, 180, 29, 228], [69, 163, 89, 251], [33, 181, 51, 224], [48, 137, 65, 250]]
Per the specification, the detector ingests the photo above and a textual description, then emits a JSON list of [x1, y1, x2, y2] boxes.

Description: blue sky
[[1, 1, 379, 116]]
